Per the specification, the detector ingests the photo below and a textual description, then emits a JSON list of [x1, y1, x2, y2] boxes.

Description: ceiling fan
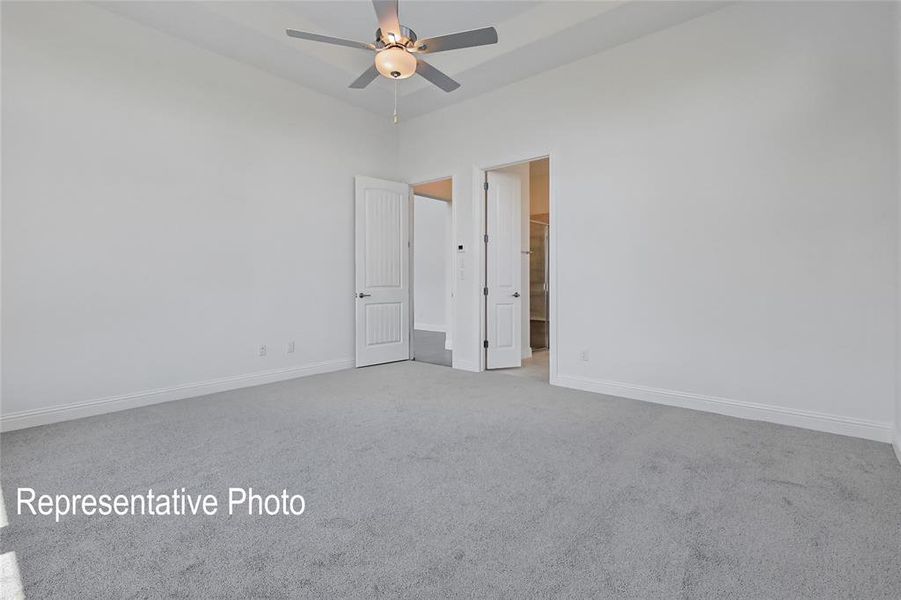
[[285, 0, 498, 93]]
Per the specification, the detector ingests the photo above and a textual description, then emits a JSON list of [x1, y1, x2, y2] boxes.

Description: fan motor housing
[[375, 26, 417, 48]]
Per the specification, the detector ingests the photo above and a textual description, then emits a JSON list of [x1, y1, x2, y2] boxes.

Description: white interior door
[[486, 170, 522, 369], [355, 176, 411, 367]]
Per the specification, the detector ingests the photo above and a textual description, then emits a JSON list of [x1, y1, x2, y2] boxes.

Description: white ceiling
[[97, 1, 727, 119]]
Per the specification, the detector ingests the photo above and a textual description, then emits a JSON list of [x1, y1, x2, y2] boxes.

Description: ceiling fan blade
[[286, 29, 373, 51], [372, 0, 401, 38], [415, 27, 498, 54], [415, 59, 460, 93], [349, 65, 380, 89]]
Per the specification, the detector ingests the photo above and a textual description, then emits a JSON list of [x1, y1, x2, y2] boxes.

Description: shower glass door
[[529, 221, 549, 350]]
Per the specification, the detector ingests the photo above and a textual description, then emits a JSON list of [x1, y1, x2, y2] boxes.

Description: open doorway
[[482, 158, 550, 382], [411, 178, 453, 367]]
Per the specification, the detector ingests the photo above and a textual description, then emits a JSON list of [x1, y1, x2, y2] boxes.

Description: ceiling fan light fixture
[[375, 46, 417, 80], [286, 1, 499, 94]]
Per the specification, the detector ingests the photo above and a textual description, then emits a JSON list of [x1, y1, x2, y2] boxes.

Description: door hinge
[[484, 234, 489, 243], [483, 287, 488, 296], [483, 181, 489, 191], [483, 340, 489, 349]]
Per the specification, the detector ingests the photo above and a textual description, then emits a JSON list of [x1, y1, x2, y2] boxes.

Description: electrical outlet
[[286, 341, 295, 354], [258, 344, 267, 357], [580, 349, 590, 362]]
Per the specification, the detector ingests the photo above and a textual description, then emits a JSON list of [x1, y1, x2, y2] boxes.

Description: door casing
[[475, 154, 554, 377]]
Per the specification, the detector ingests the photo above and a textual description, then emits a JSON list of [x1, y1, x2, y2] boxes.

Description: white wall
[[413, 195, 449, 332], [399, 1, 898, 441], [0, 2, 395, 428], [895, 0, 901, 461]]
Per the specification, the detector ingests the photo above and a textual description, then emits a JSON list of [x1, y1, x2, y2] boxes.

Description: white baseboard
[[0, 358, 354, 432], [414, 322, 446, 333], [893, 431, 901, 466], [553, 374, 893, 443]]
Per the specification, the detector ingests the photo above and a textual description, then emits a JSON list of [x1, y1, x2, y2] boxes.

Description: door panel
[[364, 192, 403, 288], [365, 303, 403, 345], [355, 176, 410, 367], [486, 171, 522, 369], [495, 303, 515, 349]]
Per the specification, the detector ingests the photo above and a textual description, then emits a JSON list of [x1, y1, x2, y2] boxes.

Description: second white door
[[486, 170, 522, 369]]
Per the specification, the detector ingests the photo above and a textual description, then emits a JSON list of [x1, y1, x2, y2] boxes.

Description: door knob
[[357, 292, 372, 298], [512, 292, 521, 298]]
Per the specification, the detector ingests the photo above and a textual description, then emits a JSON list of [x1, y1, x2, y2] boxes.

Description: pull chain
[[393, 80, 398, 124]]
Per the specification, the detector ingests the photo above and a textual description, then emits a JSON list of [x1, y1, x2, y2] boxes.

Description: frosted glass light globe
[[375, 46, 417, 80]]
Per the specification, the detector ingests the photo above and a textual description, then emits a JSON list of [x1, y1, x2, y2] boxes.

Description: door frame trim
[[476, 153, 553, 376]]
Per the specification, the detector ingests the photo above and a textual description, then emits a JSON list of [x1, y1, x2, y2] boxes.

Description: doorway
[[411, 178, 453, 367], [482, 157, 550, 381]]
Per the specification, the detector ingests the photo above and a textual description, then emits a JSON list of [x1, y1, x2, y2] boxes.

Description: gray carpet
[[1, 361, 899, 599], [412, 329, 452, 367], [497, 350, 550, 383]]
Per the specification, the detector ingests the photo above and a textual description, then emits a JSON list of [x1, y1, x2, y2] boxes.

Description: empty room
[[1, 1, 899, 598]]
